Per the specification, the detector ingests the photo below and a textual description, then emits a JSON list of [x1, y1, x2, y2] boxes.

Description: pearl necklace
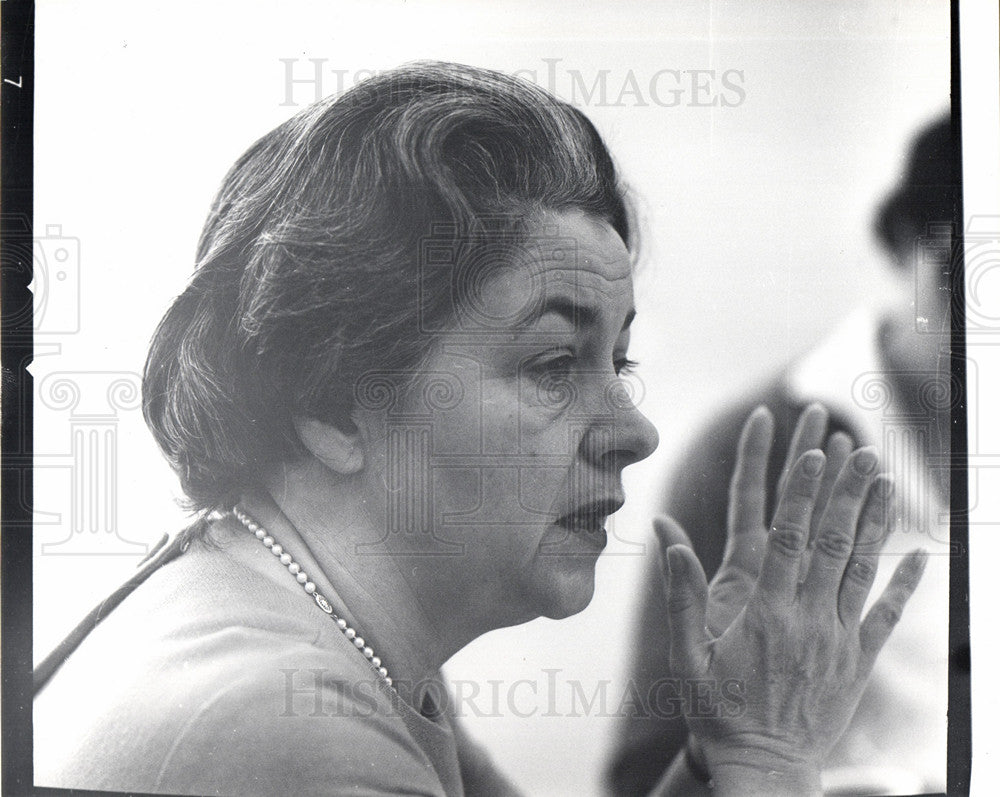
[[232, 507, 393, 689]]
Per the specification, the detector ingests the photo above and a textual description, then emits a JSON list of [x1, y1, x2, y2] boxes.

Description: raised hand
[[654, 404, 861, 641], [656, 409, 927, 796]]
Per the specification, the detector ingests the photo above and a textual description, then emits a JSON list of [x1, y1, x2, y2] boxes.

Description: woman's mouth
[[552, 497, 624, 551]]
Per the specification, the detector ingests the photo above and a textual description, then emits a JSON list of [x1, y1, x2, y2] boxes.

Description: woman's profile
[[33, 62, 927, 796]]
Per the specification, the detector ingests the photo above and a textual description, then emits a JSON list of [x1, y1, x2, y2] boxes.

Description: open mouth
[[553, 497, 625, 544]]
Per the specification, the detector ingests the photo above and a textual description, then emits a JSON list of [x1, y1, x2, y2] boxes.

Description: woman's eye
[[614, 357, 639, 376], [522, 353, 576, 388], [538, 354, 575, 376]]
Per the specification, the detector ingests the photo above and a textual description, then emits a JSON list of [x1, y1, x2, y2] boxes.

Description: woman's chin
[[530, 561, 598, 620]]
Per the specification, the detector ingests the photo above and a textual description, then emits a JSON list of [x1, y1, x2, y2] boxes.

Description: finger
[[810, 431, 854, 542], [726, 406, 775, 541], [800, 447, 879, 610], [837, 475, 894, 628], [653, 515, 709, 674], [798, 431, 855, 582], [776, 404, 828, 500], [653, 515, 693, 550], [654, 531, 712, 679], [756, 449, 825, 603], [858, 549, 928, 672]]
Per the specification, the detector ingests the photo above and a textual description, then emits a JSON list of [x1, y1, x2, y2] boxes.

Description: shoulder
[[35, 547, 447, 796], [152, 650, 444, 796]]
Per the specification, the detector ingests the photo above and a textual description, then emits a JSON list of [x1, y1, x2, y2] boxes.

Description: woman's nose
[[613, 398, 659, 468], [581, 376, 659, 469]]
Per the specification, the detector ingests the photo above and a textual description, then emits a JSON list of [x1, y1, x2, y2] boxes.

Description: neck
[[249, 458, 502, 708], [880, 299, 950, 369], [878, 305, 952, 464]]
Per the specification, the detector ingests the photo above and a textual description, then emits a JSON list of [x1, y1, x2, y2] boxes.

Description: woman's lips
[[535, 497, 623, 553], [555, 498, 624, 528], [552, 498, 623, 551], [556, 516, 608, 550]]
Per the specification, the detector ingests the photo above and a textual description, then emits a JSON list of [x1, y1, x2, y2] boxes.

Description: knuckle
[[814, 529, 855, 559], [872, 601, 902, 628], [844, 556, 876, 584], [667, 592, 697, 615], [768, 525, 805, 556]]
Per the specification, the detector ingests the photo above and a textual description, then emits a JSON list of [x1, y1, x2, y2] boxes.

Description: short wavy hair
[[142, 61, 634, 511]]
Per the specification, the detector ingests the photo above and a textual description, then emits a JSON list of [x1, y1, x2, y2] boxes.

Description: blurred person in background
[[607, 115, 957, 796]]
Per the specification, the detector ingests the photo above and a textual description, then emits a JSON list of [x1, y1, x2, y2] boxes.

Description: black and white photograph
[[4, 1, 998, 795]]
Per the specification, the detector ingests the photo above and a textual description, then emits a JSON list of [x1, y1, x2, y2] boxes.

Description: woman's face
[[358, 209, 659, 628]]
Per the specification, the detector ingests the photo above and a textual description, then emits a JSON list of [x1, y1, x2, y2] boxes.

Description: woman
[[34, 62, 926, 796]]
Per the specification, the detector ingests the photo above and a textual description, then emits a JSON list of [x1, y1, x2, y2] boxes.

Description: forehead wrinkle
[[547, 235, 632, 278], [524, 263, 635, 332], [514, 291, 637, 338], [495, 210, 636, 335]]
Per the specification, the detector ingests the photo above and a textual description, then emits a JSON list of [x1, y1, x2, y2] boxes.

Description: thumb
[[654, 517, 711, 678]]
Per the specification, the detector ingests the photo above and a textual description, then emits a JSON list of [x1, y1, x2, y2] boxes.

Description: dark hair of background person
[[874, 114, 957, 263], [142, 61, 634, 513]]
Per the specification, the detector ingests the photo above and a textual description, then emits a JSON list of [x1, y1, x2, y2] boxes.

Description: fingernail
[[806, 402, 828, 419], [875, 474, 895, 498], [666, 545, 685, 575], [802, 449, 825, 476], [853, 447, 878, 475], [830, 431, 853, 448]]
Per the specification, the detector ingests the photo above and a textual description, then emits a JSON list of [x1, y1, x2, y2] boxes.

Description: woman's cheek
[[521, 371, 578, 424], [475, 375, 569, 456]]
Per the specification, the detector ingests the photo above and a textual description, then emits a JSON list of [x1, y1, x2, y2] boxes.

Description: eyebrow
[[524, 294, 636, 332]]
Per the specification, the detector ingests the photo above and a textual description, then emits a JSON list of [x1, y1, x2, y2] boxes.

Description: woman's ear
[[293, 416, 365, 475]]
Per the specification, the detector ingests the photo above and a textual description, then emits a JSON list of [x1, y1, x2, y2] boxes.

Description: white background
[[30, 1, 997, 794]]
